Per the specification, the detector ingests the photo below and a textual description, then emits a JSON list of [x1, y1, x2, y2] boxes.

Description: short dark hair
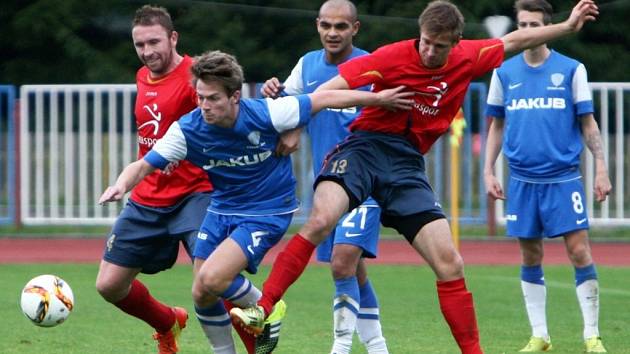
[[132, 5, 174, 34], [191, 51, 244, 96], [418, 0, 464, 43], [514, 0, 553, 25]]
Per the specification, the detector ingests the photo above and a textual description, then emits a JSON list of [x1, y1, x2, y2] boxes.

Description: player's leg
[[327, 243, 363, 354], [355, 261, 388, 354], [518, 238, 551, 351], [541, 180, 605, 352], [409, 217, 482, 354], [255, 180, 350, 317], [325, 204, 387, 354], [200, 214, 290, 353], [96, 201, 186, 353], [564, 230, 605, 352], [503, 179, 552, 352]]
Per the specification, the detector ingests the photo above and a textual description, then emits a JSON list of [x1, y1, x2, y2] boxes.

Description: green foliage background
[[1, 0, 628, 86]]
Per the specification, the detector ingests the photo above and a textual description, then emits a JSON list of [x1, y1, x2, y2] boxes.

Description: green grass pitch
[[2, 263, 629, 353]]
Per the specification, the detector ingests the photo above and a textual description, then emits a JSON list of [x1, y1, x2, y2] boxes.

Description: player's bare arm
[[483, 118, 506, 200], [98, 159, 157, 204], [309, 85, 413, 115], [315, 75, 350, 91], [501, 0, 599, 54], [581, 113, 612, 202]]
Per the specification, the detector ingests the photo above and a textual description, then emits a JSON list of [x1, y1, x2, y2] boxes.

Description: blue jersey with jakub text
[[145, 95, 312, 215], [486, 50, 594, 182]]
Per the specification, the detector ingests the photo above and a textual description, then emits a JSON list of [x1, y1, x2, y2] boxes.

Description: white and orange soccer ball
[[20, 274, 75, 327]]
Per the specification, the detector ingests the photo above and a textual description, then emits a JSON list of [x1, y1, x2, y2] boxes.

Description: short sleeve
[[572, 63, 594, 116], [145, 122, 187, 168], [485, 70, 506, 118]]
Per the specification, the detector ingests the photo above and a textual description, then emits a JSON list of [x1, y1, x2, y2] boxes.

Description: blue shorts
[[103, 192, 211, 274], [506, 177, 589, 238], [316, 131, 444, 231], [316, 204, 381, 262], [193, 212, 292, 274]]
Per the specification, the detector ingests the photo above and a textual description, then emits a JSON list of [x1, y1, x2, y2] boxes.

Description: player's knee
[[567, 243, 592, 266], [196, 271, 227, 298], [304, 214, 336, 241], [330, 259, 356, 279], [95, 277, 125, 303], [436, 249, 464, 279]]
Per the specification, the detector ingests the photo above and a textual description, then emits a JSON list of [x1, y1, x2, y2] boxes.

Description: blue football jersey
[[283, 47, 377, 207], [486, 50, 594, 182], [145, 95, 312, 215]]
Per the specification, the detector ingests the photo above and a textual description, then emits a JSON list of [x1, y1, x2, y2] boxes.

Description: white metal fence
[[494, 82, 630, 226], [17, 82, 630, 226]]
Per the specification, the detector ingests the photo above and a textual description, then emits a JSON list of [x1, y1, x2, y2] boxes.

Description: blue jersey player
[[483, 1, 611, 352], [260, 1, 388, 353], [99, 50, 413, 354]]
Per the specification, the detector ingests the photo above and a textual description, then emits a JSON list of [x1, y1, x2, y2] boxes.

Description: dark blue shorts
[[102, 192, 211, 274], [315, 131, 444, 238]]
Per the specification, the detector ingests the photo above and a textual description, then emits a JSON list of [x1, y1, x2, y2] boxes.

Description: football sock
[[196, 301, 236, 354], [356, 280, 389, 354], [114, 279, 174, 333], [521, 265, 549, 340], [575, 264, 600, 339], [259, 234, 315, 316], [221, 274, 261, 308], [330, 276, 360, 354], [223, 300, 255, 354], [437, 278, 482, 354]]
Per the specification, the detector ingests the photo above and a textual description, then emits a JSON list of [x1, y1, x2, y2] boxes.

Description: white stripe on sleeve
[[572, 63, 592, 104], [283, 57, 304, 95], [486, 69, 504, 106], [152, 122, 187, 162], [267, 96, 301, 133]]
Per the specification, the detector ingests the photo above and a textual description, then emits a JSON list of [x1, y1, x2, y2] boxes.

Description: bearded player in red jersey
[[231, 1, 599, 353], [95, 6, 283, 354]]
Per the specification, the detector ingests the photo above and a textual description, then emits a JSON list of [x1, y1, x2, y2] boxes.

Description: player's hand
[[260, 77, 284, 99], [98, 186, 125, 205], [565, 0, 599, 33], [594, 171, 611, 202], [276, 127, 302, 156], [375, 85, 414, 111], [161, 161, 180, 176], [484, 173, 505, 200]]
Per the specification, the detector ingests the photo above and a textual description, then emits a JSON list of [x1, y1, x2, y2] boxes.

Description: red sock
[[223, 300, 255, 354], [115, 279, 175, 333], [437, 278, 483, 354], [259, 234, 315, 315]]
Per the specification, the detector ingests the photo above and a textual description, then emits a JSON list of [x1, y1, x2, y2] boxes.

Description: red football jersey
[[131, 55, 212, 207], [340, 38, 503, 154]]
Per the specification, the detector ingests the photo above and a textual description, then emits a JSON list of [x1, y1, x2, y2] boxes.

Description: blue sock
[[575, 264, 597, 286], [195, 301, 230, 326], [334, 276, 360, 313], [521, 265, 545, 285], [358, 280, 379, 320]]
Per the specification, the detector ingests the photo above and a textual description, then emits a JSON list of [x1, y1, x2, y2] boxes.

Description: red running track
[[0, 238, 628, 266]]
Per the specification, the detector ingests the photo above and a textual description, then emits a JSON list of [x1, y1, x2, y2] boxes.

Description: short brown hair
[[191, 51, 244, 96], [132, 5, 174, 34], [514, 0, 553, 25], [418, 0, 464, 43]]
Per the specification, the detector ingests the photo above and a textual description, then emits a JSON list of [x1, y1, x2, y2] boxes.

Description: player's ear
[[170, 30, 179, 46], [231, 90, 241, 104], [352, 21, 360, 36]]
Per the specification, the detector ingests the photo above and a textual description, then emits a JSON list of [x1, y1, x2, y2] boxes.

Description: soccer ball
[[20, 274, 75, 327]]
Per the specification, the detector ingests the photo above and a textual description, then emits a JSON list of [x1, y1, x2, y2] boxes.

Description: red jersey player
[[230, 1, 599, 353], [95, 6, 212, 354]]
